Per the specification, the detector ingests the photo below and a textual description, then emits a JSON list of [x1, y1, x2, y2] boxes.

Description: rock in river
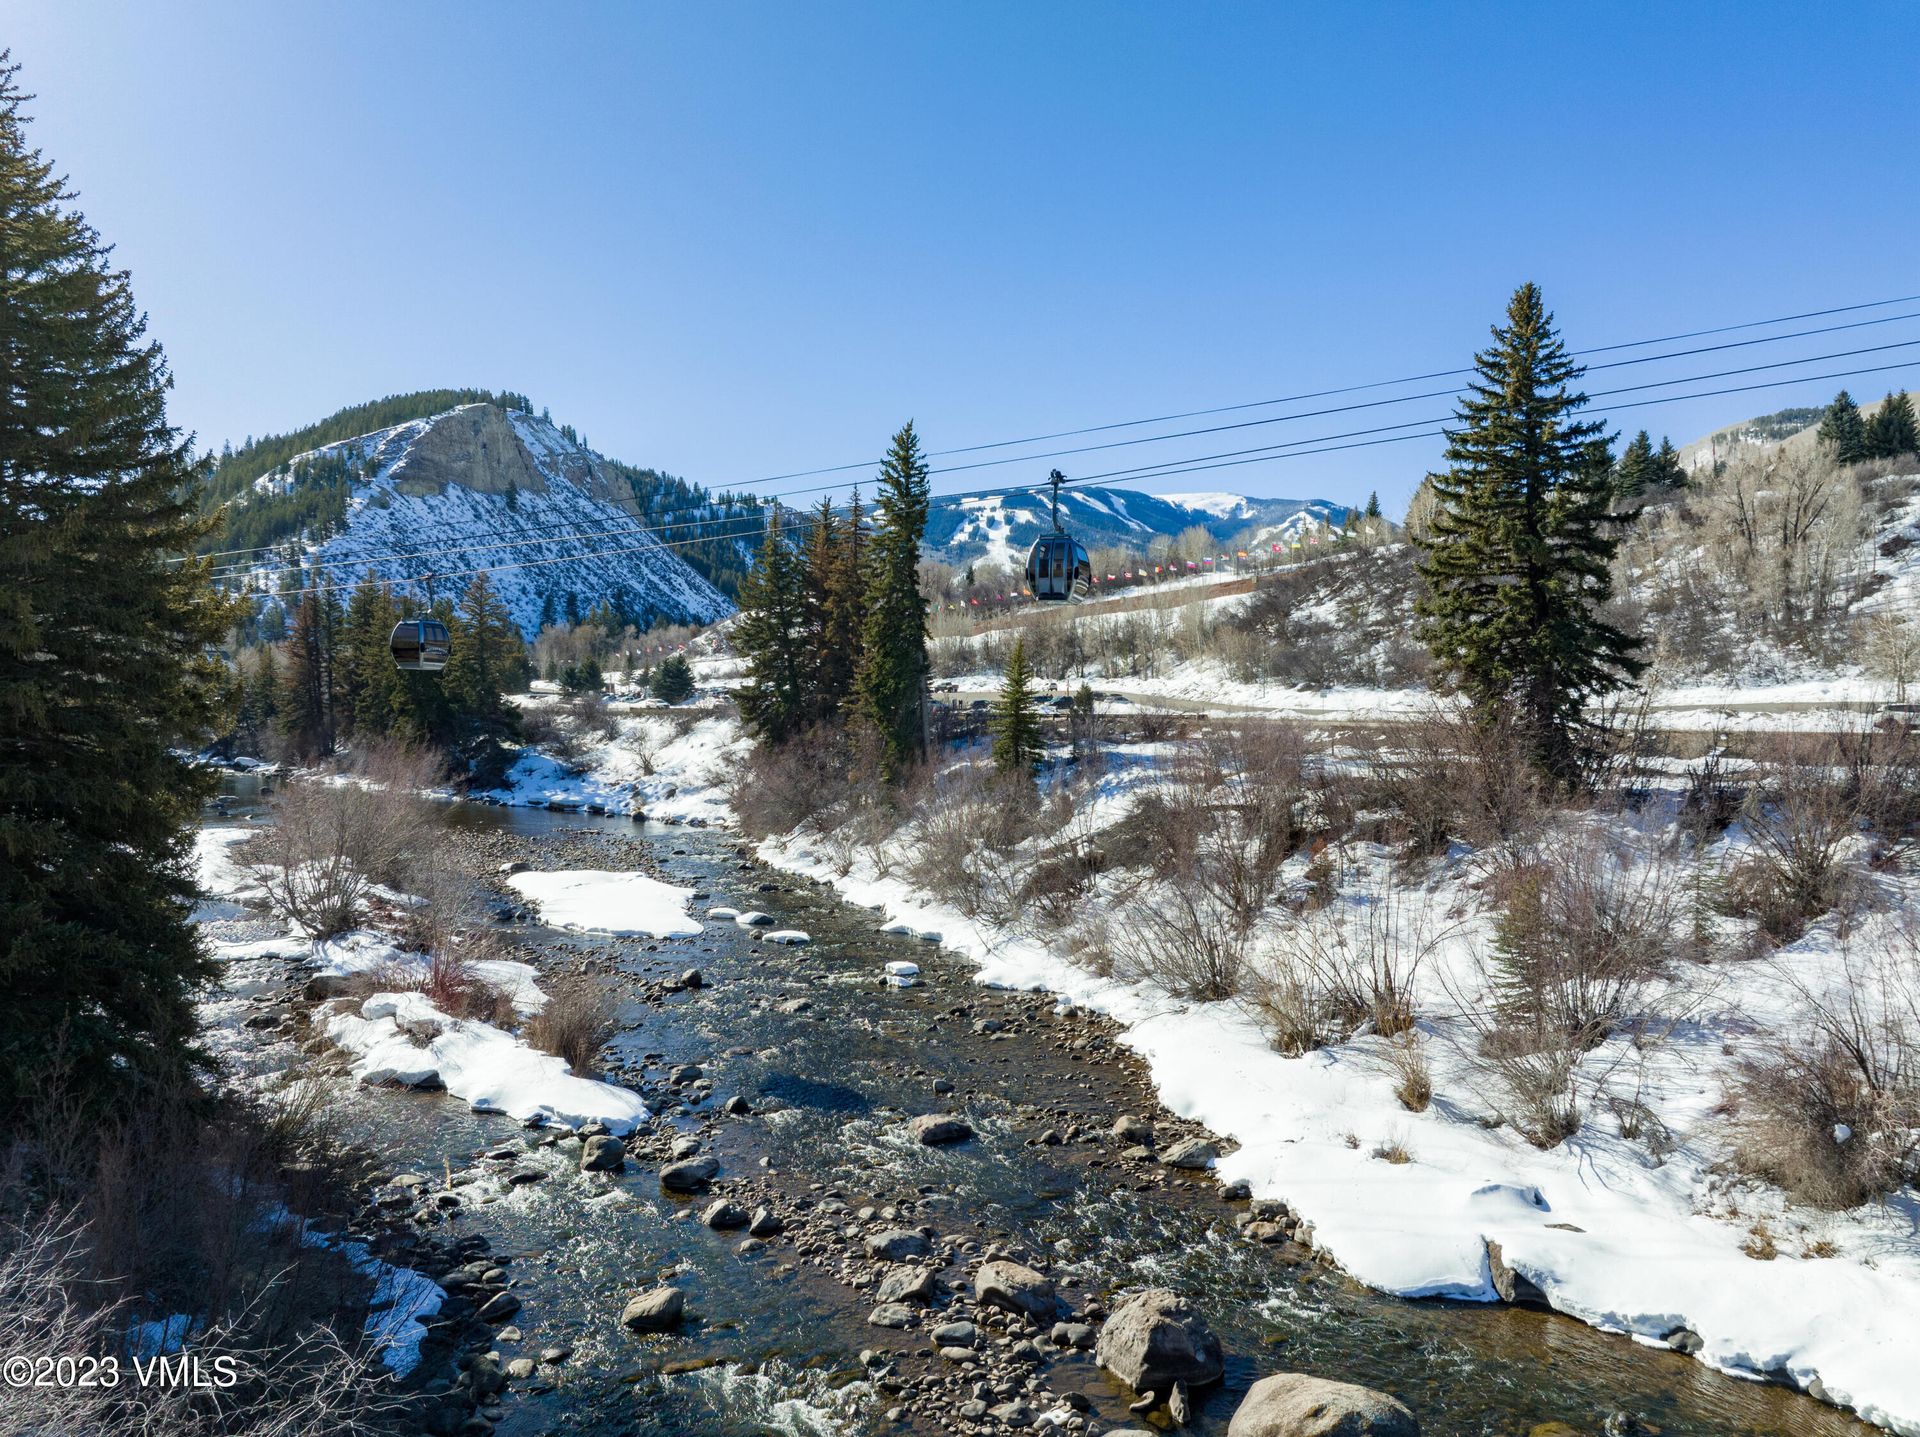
[[660, 1155, 719, 1192], [580, 1135, 626, 1172], [1095, 1288, 1224, 1393], [1161, 1137, 1218, 1170], [973, 1260, 1064, 1322], [909, 1113, 974, 1146], [619, 1286, 687, 1333], [864, 1228, 931, 1261], [1226, 1373, 1418, 1436]]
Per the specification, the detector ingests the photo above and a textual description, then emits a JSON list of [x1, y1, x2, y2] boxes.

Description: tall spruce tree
[[278, 589, 334, 756], [1818, 390, 1870, 464], [990, 636, 1042, 777], [1614, 430, 1657, 499], [1867, 390, 1918, 460], [0, 56, 237, 1115], [817, 487, 867, 721], [1365, 491, 1382, 519], [855, 422, 932, 777], [443, 570, 524, 760], [734, 505, 811, 742], [1413, 283, 1643, 784]]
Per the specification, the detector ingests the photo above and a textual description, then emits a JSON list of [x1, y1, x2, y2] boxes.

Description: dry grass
[[524, 975, 621, 1075]]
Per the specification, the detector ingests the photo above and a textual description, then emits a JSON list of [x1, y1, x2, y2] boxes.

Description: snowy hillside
[[220, 403, 734, 637], [923, 484, 1350, 569]]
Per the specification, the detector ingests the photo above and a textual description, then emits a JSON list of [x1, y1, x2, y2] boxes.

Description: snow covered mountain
[[215, 402, 737, 638], [922, 485, 1351, 570]]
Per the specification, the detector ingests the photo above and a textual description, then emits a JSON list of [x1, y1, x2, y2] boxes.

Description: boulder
[[659, 1155, 719, 1192], [747, 1207, 785, 1238], [475, 1291, 521, 1324], [580, 1135, 626, 1172], [867, 1303, 914, 1329], [619, 1286, 686, 1333], [973, 1260, 1064, 1322], [864, 1228, 931, 1261], [1095, 1288, 1224, 1393], [1226, 1374, 1418, 1437], [909, 1113, 974, 1146], [876, 1265, 939, 1304], [700, 1200, 749, 1230], [1161, 1138, 1218, 1170], [1112, 1114, 1156, 1145]]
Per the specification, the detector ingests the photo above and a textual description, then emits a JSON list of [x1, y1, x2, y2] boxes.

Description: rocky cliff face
[[234, 404, 733, 638]]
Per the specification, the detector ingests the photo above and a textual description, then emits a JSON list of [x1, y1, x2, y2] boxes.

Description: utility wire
[[184, 294, 1920, 569], [203, 343, 1920, 584]]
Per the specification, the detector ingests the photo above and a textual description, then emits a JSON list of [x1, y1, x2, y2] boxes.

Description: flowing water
[[232, 788, 1869, 1437]]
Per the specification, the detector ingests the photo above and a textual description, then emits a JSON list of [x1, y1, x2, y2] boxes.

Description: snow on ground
[[493, 710, 748, 822], [194, 826, 269, 902], [574, 706, 1920, 1434], [193, 828, 643, 1131], [752, 820, 1920, 1434], [323, 989, 648, 1134], [506, 869, 702, 937], [258, 1204, 444, 1374]]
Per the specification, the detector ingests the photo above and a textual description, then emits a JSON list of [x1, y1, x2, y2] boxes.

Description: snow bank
[[507, 869, 701, 937], [324, 990, 647, 1135], [260, 1204, 443, 1374], [194, 827, 268, 902], [309, 930, 547, 1011], [756, 832, 1920, 1436]]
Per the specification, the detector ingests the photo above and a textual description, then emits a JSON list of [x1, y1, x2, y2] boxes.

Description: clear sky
[[9, 1, 1919, 516]]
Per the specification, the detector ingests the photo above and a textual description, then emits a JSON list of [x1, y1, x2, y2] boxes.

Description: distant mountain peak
[[921, 484, 1350, 569], [217, 401, 738, 639]]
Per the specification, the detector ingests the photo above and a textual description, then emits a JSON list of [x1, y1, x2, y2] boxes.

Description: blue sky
[[9, 2, 1919, 515]]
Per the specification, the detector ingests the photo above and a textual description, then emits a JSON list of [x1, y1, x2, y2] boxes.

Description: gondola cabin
[[1025, 533, 1093, 603], [390, 617, 452, 672]]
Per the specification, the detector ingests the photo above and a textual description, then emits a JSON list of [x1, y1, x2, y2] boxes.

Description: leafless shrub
[[369, 949, 515, 1028], [1381, 1031, 1433, 1112], [1679, 747, 1744, 845], [904, 764, 1043, 926], [1367, 704, 1543, 857], [1451, 828, 1682, 1146], [1727, 937, 1920, 1208], [1491, 827, 1683, 1041], [1241, 944, 1338, 1056], [1719, 735, 1859, 942], [249, 741, 442, 938], [0, 1209, 398, 1437], [1111, 872, 1246, 1003], [733, 723, 865, 840], [524, 974, 621, 1075]]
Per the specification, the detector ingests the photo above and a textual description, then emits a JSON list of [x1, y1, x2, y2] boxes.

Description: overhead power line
[[247, 352, 1920, 602], [183, 288, 1920, 568]]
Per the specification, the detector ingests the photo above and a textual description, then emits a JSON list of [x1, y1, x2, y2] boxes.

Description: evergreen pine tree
[[0, 57, 238, 1114], [1867, 390, 1918, 459], [991, 637, 1042, 776], [1412, 283, 1644, 784], [1818, 390, 1870, 464], [1365, 491, 1382, 519], [855, 422, 932, 777], [819, 487, 867, 718], [444, 571, 524, 757], [650, 654, 695, 704], [733, 505, 811, 742], [277, 591, 333, 757], [1652, 437, 1686, 490], [1614, 430, 1656, 498]]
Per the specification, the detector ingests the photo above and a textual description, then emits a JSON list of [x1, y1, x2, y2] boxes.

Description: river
[[221, 785, 1869, 1437]]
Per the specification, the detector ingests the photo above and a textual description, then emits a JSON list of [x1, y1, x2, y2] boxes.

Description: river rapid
[[232, 787, 1870, 1437]]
